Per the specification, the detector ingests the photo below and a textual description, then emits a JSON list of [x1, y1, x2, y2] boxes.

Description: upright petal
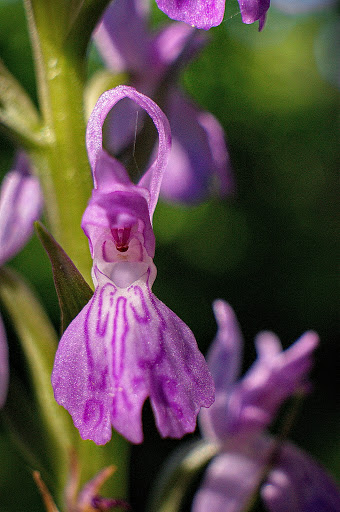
[[155, 0, 226, 30], [0, 313, 9, 408], [52, 271, 214, 444], [199, 301, 243, 441], [160, 92, 233, 203], [225, 331, 319, 438], [0, 152, 42, 266], [86, 86, 171, 218], [262, 441, 340, 511]]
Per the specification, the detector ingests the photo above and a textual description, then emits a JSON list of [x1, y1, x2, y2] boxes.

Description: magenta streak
[[84, 283, 116, 369], [112, 295, 128, 378], [96, 284, 116, 336], [129, 285, 151, 323]]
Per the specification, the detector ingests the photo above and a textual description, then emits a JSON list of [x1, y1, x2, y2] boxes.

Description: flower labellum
[[52, 86, 215, 445]]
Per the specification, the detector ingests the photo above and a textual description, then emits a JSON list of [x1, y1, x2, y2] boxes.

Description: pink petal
[[155, 0, 226, 29], [52, 271, 214, 444]]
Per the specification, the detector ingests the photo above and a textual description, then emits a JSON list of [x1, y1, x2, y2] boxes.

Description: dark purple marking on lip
[[129, 285, 151, 324], [111, 295, 129, 378], [83, 398, 104, 428]]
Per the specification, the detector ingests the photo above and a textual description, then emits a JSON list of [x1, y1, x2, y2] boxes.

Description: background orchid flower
[[51, 85, 215, 446], [192, 300, 340, 511], [93, 0, 234, 203], [155, 0, 270, 30], [0, 151, 42, 408]]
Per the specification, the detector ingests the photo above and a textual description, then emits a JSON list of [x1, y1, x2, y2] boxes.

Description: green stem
[[23, 0, 93, 281]]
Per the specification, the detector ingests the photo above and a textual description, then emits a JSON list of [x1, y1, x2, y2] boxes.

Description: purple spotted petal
[[225, 330, 319, 439], [52, 271, 214, 444], [155, 0, 226, 29], [262, 441, 340, 511], [86, 86, 171, 218], [192, 436, 273, 512], [160, 92, 233, 203], [0, 313, 9, 408], [0, 152, 42, 266]]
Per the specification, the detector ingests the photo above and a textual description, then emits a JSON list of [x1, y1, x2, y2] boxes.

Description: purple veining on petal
[[53, 85, 215, 445], [52, 269, 214, 444], [129, 284, 152, 323], [0, 152, 42, 266]]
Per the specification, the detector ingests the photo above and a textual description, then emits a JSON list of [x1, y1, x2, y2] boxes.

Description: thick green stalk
[[23, 0, 93, 281]]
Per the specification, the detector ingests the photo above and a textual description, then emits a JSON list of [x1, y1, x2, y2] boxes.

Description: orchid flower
[[192, 300, 340, 511], [51, 86, 215, 445], [93, 0, 234, 203], [155, 0, 270, 30], [0, 151, 42, 408]]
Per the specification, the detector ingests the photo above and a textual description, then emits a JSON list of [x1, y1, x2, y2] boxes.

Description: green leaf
[[0, 58, 48, 147], [35, 221, 93, 333], [0, 266, 75, 496]]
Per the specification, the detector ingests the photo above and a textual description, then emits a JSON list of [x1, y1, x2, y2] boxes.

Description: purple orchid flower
[[192, 300, 340, 511], [51, 86, 215, 445], [155, 0, 270, 30], [0, 151, 42, 408], [93, 0, 234, 204]]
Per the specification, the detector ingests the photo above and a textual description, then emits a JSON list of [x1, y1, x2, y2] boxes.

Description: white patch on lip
[[110, 261, 149, 288]]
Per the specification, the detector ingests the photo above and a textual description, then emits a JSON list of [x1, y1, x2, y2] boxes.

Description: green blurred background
[[0, 0, 339, 510]]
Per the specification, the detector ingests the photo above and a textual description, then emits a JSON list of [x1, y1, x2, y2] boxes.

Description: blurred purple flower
[[155, 0, 270, 30], [192, 300, 340, 511], [94, 0, 234, 203], [51, 86, 215, 445], [272, 0, 335, 14], [0, 151, 42, 408]]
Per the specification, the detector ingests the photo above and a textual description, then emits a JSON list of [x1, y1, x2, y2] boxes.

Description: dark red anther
[[111, 227, 131, 252]]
